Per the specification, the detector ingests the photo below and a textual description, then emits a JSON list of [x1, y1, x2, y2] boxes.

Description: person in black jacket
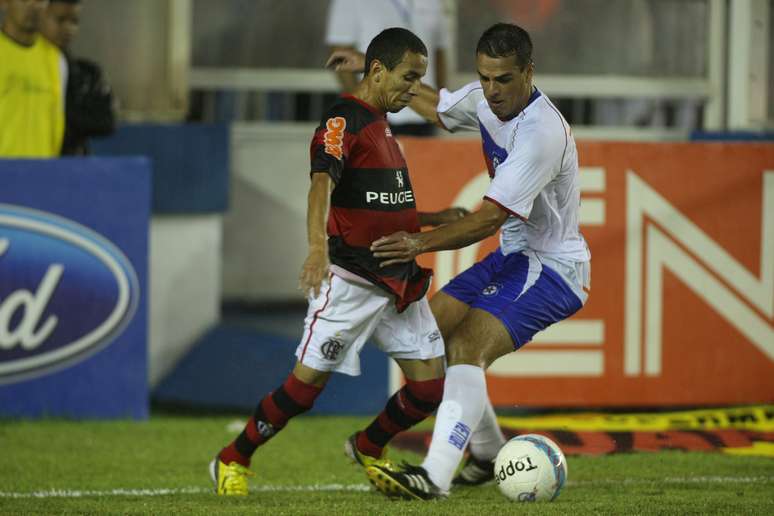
[[40, 0, 115, 155]]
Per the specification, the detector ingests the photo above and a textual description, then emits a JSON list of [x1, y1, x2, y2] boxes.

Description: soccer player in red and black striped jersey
[[209, 28, 466, 496]]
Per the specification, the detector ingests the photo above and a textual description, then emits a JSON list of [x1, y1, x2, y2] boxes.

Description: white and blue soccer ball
[[493, 433, 567, 502]]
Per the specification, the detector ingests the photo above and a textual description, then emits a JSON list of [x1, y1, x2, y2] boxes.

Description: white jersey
[[437, 82, 590, 264]]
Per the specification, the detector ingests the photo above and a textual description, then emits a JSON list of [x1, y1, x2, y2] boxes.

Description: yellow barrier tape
[[722, 442, 774, 458], [497, 405, 774, 432]]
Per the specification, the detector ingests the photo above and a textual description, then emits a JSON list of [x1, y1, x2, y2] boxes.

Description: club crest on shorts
[[321, 338, 344, 360], [482, 283, 502, 296]]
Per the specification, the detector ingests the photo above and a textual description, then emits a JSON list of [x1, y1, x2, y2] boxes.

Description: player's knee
[[446, 336, 485, 367]]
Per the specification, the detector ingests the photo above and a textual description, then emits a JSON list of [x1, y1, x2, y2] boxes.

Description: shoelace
[[222, 463, 255, 495]]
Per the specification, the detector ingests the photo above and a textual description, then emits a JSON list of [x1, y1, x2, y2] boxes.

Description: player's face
[[476, 53, 534, 121], [41, 1, 80, 50], [380, 51, 427, 113], [1, 0, 49, 34]]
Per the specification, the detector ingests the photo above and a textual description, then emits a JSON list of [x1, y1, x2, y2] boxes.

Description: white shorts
[[295, 273, 445, 376]]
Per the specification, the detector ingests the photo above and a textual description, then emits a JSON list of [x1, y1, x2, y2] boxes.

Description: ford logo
[[0, 204, 139, 384]]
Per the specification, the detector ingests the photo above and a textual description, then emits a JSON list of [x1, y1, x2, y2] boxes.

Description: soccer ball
[[493, 433, 567, 502]]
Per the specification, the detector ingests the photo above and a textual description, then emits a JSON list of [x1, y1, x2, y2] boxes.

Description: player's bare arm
[[410, 83, 443, 127], [326, 48, 365, 73], [298, 172, 332, 296], [328, 45, 359, 93], [417, 207, 469, 227], [371, 200, 508, 267]]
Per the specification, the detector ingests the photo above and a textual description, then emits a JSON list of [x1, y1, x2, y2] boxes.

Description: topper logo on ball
[[0, 205, 139, 384]]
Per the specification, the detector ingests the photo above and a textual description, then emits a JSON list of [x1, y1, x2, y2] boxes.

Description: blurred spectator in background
[[325, 0, 450, 136], [0, 0, 65, 157], [40, 0, 115, 155]]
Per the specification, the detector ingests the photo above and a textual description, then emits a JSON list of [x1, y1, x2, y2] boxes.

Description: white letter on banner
[[625, 170, 774, 376]]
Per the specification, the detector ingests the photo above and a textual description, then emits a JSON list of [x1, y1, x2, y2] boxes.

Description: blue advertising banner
[[0, 158, 150, 419]]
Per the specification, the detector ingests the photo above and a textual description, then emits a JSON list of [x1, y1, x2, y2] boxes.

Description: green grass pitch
[[1, 414, 772, 515]]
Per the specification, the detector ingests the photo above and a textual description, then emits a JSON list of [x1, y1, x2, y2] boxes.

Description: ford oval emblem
[[0, 204, 140, 384]]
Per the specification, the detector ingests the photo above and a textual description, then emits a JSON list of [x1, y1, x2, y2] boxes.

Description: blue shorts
[[441, 249, 583, 349]]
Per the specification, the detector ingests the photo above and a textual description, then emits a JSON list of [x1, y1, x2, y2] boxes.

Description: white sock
[[468, 398, 506, 461], [421, 364, 487, 491]]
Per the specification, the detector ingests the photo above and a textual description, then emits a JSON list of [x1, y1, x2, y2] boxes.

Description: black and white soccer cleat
[[366, 460, 447, 501], [452, 454, 495, 486]]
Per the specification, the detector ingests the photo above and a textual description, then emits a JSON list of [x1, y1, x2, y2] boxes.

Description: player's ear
[[370, 59, 384, 83]]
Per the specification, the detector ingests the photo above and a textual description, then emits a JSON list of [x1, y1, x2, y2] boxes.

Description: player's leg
[[454, 397, 505, 486], [431, 265, 506, 487], [429, 290, 469, 340], [366, 309, 512, 500], [368, 252, 586, 499], [211, 361, 329, 495], [419, 308, 513, 492], [212, 274, 386, 494], [348, 296, 446, 464], [216, 362, 330, 471]]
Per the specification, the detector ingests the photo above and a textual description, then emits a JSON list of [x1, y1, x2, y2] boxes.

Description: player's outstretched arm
[[371, 200, 509, 266], [410, 83, 443, 128], [417, 207, 469, 227], [299, 172, 332, 297], [326, 48, 365, 73]]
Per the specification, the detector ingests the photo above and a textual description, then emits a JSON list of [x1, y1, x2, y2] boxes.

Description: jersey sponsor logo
[[0, 204, 140, 384], [365, 190, 415, 205], [321, 338, 344, 360], [324, 117, 346, 160]]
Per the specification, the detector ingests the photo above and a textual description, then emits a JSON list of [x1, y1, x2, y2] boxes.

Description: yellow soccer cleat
[[209, 456, 255, 496], [344, 432, 385, 468]]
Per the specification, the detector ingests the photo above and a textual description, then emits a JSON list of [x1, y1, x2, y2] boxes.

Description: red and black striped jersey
[[310, 94, 431, 312]]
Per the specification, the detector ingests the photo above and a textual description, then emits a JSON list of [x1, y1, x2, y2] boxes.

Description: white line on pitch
[[0, 484, 371, 499], [1, 477, 772, 499]]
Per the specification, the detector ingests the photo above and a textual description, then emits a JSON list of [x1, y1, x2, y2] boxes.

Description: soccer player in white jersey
[[328, 22, 590, 500]]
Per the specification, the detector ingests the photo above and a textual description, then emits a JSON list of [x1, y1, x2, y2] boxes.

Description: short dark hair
[[364, 27, 427, 76], [476, 23, 533, 70]]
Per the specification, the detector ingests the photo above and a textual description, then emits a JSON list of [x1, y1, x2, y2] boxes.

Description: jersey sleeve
[[484, 131, 564, 219], [309, 108, 356, 184], [436, 81, 483, 132], [325, 0, 358, 47]]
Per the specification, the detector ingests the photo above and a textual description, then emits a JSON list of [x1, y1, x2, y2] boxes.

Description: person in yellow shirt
[[0, 0, 66, 157], [40, 0, 115, 155]]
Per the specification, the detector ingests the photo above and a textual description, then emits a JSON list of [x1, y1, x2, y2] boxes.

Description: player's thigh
[[295, 274, 389, 376], [372, 296, 445, 380], [446, 307, 514, 369], [429, 290, 471, 342]]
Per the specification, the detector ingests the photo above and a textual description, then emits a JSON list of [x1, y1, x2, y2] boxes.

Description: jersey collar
[[342, 94, 386, 117]]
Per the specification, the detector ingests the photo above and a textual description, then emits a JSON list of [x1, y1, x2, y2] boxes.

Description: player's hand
[[299, 249, 329, 298], [325, 49, 365, 73], [431, 207, 469, 226], [371, 231, 424, 267]]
